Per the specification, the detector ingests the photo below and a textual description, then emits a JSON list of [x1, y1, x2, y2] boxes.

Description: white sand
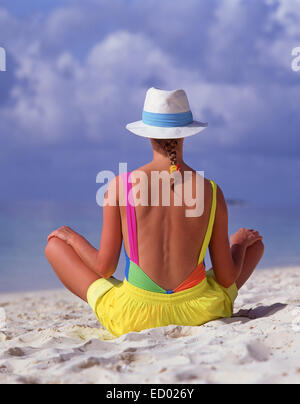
[[0, 267, 300, 384]]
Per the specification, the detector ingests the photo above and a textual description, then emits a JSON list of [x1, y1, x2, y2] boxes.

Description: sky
[[0, 0, 300, 207]]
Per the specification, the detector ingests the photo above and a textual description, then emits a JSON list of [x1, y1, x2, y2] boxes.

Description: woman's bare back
[[119, 162, 214, 291], [45, 87, 264, 308]]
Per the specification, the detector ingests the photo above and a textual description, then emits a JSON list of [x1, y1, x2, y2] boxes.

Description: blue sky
[[2, 0, 63, 16], [0, 0, 300, 207]]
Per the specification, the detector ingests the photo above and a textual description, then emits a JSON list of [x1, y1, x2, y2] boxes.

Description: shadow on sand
[[221, 303, 287, 325]]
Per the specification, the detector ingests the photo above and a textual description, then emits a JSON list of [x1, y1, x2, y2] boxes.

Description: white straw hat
[[126, 87, 208, 139]]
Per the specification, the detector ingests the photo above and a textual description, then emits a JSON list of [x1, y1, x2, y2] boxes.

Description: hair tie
[[170, 165, 177, 174], [170, 164, 180, 174]]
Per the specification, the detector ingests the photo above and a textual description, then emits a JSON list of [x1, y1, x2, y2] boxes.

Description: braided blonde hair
[[164, 139, 179, 173], [152, 138, 181, 173]]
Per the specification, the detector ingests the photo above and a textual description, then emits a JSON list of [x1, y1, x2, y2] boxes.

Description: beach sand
[[0, 267, 299, 384]]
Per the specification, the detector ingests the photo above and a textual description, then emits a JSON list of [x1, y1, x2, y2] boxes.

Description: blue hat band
[[142, 110, 193, 128]]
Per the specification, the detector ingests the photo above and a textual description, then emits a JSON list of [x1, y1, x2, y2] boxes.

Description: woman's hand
[[230, 228, 263, 248], [48, 226, 79, 246]]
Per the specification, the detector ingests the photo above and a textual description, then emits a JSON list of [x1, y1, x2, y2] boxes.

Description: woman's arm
[[47, 178, 123, 278], [209, 186, 262, 288], [73, 200, 122, 278]]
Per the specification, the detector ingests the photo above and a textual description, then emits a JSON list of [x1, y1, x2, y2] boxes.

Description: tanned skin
[[45, 139, 264, 302]]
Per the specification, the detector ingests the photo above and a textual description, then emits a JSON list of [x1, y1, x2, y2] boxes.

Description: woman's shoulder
[[199, 176, 226, 209]]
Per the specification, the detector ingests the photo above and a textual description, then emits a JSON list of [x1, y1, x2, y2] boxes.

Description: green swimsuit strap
[[197, 180, 218, 265]]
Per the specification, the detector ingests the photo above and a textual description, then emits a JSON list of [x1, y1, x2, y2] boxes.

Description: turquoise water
[[0, 201, 299, 292]]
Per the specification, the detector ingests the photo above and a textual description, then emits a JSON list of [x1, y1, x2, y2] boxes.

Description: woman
[[45, 87, 264, 338]]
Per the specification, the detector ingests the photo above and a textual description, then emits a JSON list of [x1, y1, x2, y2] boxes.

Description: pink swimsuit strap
[[120, 172, 211, 294], [121, 172, 139, 265]]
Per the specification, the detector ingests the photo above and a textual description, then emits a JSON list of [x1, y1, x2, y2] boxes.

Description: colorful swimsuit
[[87, 173, 238, 338]]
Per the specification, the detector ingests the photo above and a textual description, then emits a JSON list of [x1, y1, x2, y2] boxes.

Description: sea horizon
[[0, 199, 299, 293]]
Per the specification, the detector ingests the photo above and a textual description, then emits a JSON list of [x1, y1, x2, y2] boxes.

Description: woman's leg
[[232, 240, 264, 290], [45, 238, 100, 302]]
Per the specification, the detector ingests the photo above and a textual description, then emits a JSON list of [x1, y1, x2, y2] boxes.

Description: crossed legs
[[45, 238, 100, 302], [45, 236, 264, 302]]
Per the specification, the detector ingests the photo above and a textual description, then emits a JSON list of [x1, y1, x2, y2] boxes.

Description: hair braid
[[164, 139, 179, 174]]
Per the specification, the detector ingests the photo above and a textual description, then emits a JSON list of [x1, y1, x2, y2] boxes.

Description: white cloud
[[267, 0, 300, 37], [0, 0, 299, 158], [0, 30, 182, 142], [0, 0, 300, 206]]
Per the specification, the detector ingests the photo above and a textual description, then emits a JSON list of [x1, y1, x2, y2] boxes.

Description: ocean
[[0, 200, 299, 292]]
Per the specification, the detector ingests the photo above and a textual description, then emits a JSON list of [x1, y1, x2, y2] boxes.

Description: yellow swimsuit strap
[[198, 180, 217, 265]]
